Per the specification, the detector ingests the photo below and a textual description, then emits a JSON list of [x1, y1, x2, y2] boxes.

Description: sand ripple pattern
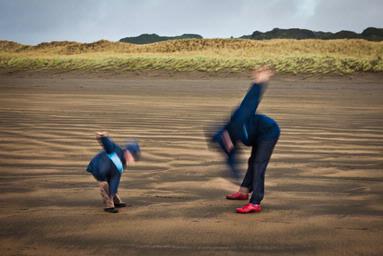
[[0, 77, 382, 255]]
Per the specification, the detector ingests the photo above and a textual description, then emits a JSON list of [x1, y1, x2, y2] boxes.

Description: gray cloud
[[0, 0, 382, 44]]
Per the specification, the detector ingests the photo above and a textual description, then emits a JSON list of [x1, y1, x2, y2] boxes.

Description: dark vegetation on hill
[[240, 27, 383, 41], [118, 27, 383, 44], [120, 33, 202, 44]]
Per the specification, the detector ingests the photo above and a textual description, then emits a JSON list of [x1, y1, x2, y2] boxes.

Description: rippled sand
[[0, 74, 382, 255]]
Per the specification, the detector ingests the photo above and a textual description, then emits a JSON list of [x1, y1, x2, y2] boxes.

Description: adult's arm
[[226, 67, 274, 141], [226, 83, 266, 134]]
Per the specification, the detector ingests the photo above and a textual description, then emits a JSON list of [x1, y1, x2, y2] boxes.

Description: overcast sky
[[0, 0, 382, 45]]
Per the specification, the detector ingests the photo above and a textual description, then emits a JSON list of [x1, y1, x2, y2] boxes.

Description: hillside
[[0, 38, 382, 74]]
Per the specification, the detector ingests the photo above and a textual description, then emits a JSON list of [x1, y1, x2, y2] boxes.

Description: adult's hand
[[252, 66, 275, 84], [222, 130, 234, 153]]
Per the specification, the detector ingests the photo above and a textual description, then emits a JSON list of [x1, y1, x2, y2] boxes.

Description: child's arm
[[96, 132, 118, 154]]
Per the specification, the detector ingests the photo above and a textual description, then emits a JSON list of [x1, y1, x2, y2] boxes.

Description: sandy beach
[[0, 73, 382, 255]]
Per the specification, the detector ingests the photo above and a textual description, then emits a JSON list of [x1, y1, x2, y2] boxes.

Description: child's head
[[124, 142, 141, 164]]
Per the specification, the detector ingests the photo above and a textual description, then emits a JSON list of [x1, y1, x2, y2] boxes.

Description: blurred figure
[[86, 132, 140, 213], [210, 67, 280, 214]]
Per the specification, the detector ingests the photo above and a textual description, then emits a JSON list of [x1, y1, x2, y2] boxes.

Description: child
[[212, 67, 280, 214], [86, 132, 140, 213]]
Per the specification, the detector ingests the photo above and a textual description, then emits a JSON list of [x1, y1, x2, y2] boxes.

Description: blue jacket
[[226, 83, 280, 146], [86, 136, 126, 197]]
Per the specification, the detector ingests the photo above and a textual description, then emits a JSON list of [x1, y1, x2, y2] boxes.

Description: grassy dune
[[0, 39, 382, 74]]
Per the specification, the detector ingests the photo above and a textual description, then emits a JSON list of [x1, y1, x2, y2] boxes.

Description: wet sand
[[0, 73, 382, 255]]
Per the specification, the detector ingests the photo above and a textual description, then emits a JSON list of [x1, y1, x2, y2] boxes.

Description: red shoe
[[226, 192, 249, 200], [236, 203, 262, 214]]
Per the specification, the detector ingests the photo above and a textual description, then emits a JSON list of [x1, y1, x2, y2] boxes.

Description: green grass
[[0, 39, 382, 74]]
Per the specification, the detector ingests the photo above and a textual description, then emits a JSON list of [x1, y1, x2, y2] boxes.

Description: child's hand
[[252, 66, 275, 84], [96, 131, 108, 139]]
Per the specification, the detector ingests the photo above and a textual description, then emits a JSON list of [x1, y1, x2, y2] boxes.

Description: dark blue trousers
[[241, 137, 279, 204]]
